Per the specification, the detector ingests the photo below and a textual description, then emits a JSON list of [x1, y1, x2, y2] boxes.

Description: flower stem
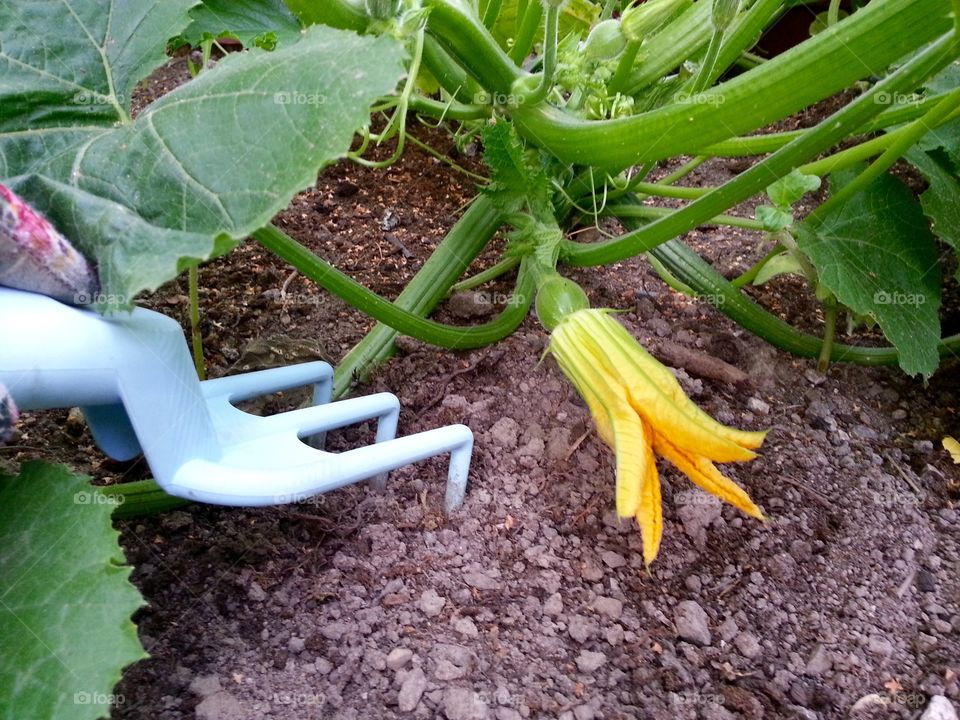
[[188, 265, 206, 380]]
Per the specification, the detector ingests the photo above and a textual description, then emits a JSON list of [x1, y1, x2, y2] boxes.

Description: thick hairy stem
[[505, 0, 951, 169], [560, 34, 959, 265], [254, 222, 531, 350], [619, 215, 960, 365]]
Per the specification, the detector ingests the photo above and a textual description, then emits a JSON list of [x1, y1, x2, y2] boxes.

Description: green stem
[[827, 0, 842, 26], [656, 155, 707, 186], [730, 243, 785, 287], [561, 33, 958, 265], [650, 235, 960, 365], [408, 93, 490, 121], [188, 265, 206, 380], [817, 302, 838, 372], [706, 0, 784, 89], [603, 203, 766, 230], [622, 0, 713, 92], [405, 132, 490, 183], [808, 86, 960, 226], [509, 0, 544, 64], [332, 196, 507, 397], [689, 27, 726, 94], [704, 92, 956, 157], [503, 0, 952, 169], [449, 256, 521, 294], [647, 252, 697, 295], [422, 36, 484, 103], [482, 0, 503, 28], [254, 224, 531, 349], [631, 181, 709, 199], [524, 1, 560, 105], [109, 480, 188, 519], [609, 40, 641, 95]]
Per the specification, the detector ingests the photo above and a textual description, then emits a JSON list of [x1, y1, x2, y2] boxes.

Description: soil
[[4, 58, 960, 720]]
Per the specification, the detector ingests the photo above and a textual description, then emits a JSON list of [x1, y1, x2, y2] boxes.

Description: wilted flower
[[548, 309, 766, 565]]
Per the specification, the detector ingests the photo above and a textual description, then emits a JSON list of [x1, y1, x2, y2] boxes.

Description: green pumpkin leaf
[[0, 462, 146, 720], [1, 0, 404, 309], [766, 168, 821, 208], [179, 0, 302, 49], [752, 251, 807, 286], [906, 147, 960, 282], [797, 169, 941, 378]]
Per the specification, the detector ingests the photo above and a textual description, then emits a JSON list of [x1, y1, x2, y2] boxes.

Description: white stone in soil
[[195, 692, 244, 720], [734, 632, 762, 659], [442, 686, 490, 720], [454, 616, 479, 637], [804, 644, 833, 676], [419, 588, 446, 617], [189, 675, 222, 698], [567, 614, 599, 643], [397, 667, 427, 712], [543, 592, 563, 616], [921, 696, 958, 720], [674, 600, 712, 646], [591, 596, 623, 620], [489, 417, 520, 449], [575, 650, 607, 673], [386, 647, 413, 671]]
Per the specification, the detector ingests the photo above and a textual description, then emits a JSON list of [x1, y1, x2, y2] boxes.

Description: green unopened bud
[[711, 0, 740, 32], [583, 19, 627, 60], [621, 0, 692, 43], [536, 275, 590, 331]]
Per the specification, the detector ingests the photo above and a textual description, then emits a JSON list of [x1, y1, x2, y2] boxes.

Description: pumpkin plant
[[2, 0, 960, 714]]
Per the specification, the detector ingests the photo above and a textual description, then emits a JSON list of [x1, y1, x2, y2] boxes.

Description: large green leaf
[[906, 148, 960, 257], [1, 0, 404, 308], [796, 170, 941, 378], [0, 0, 196, 130], [0, 462, 145, 720], [179, 0, 303, 49]]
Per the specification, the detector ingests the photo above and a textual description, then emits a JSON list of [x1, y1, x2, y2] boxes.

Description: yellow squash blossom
[[548, 308, 767, 565]]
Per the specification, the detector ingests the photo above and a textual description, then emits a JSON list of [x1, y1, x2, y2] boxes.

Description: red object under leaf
[[0, 183, 99, 304]]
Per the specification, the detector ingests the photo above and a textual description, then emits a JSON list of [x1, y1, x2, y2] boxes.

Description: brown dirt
[[3, 58, 959, 720]]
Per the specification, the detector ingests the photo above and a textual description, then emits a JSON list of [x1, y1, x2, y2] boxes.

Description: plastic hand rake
[[0, 287, 473, 511]]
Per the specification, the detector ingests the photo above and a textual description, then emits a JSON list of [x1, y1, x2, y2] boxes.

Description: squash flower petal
[[548, 309, 766, 565]]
